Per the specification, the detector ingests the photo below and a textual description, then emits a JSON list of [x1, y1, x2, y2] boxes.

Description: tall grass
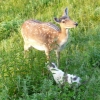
[[0, 0, 100, 99]]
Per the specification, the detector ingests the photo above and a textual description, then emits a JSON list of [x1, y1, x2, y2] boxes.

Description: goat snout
[[75, 23, 78, 26]]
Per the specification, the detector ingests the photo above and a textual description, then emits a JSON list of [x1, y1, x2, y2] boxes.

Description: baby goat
[[47, 63, 81, 85]]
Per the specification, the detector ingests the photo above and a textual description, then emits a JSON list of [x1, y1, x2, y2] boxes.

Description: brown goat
[[21, 8, 78, 67]]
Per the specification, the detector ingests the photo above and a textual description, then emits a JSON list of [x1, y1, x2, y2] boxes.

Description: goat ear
[[54, 17, 60, 23], [63, 8, 68, 16], [51, 63, 56, 68]]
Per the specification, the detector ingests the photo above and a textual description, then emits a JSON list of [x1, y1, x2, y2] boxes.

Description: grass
[[0, 0, 100, 100]]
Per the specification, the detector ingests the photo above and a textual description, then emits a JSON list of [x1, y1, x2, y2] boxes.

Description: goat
[[21, 8, 78, 67], [47, 63, 81, 85]]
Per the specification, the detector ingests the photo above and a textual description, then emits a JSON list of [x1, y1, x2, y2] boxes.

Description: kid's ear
[[54, 17, 61, 23]]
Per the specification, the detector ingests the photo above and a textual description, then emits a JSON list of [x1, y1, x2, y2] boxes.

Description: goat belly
[[26, 39, 47, 51]]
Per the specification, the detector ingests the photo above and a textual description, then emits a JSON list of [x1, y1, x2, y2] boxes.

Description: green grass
[[0, 0, 100, 100]]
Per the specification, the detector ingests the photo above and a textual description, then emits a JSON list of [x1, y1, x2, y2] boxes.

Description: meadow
[[0, 0, 100, 100]]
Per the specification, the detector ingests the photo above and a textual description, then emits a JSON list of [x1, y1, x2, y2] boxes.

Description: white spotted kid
[[47, 63, 81, 85]]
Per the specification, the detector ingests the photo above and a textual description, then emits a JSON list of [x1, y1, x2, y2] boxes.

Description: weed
[[0, 0, 100, 100]]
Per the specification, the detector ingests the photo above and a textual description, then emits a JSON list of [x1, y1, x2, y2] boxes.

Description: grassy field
[[0, 0, 100, 100]]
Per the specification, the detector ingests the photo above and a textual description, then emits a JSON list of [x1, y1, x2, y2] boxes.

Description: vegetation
[[0, 0, 100, 99]]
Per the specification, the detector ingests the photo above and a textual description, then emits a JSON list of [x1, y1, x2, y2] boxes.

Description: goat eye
[[62, 20, 65, 23], [73, 77, 77, 81]]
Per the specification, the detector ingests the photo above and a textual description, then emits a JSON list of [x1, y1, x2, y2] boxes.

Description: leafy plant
[[0, 0, 100, 100]]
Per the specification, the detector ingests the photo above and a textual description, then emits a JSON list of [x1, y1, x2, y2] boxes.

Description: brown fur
[[21, 8, 78, 67]]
